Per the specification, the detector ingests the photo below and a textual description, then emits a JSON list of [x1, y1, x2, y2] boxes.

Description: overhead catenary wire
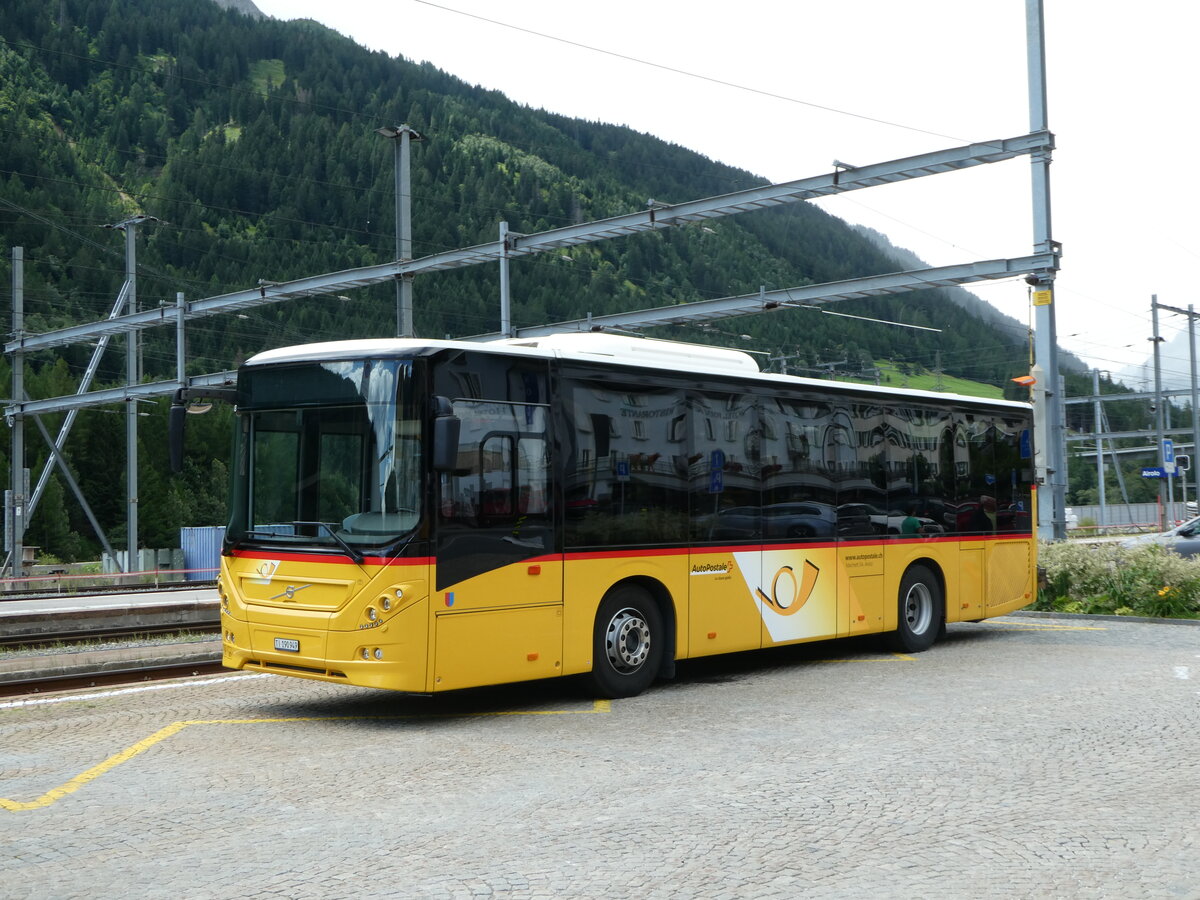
[[411, 0, 968, 144]]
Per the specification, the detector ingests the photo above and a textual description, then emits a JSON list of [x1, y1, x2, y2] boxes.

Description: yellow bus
[[204, 332, 1036, 698]]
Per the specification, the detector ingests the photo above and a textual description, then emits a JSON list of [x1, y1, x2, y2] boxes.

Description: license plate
[[274, 638, 300, 653]]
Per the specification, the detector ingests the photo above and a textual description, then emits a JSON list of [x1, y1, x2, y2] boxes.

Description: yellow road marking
[[1, 721, 189, 812], [1, 700, 610, 812], [985, 620, 1107, 631]]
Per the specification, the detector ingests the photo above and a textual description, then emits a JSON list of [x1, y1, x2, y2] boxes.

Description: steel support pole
[[176, 292, 186, 385], [1093, 369, 1105, 526], [398, 126, 415, 339], [499, 221, 512, 337], [378, 124, 420, 338], [391, 134, 403, 337], [10, 247, 25, 578], [1190, 304, 1199, 513], [1026, 0, 1064, 540], [1153, 296, 1167, 530], [125, 223, 139, 573]]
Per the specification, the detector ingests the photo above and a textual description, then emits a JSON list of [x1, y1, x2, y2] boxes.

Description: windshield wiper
[[229, 528, 297, 553], [294, 521, 365, 565]]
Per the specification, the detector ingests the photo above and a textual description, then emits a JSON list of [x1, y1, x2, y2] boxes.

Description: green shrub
[[1037, 540, 1200, 618]]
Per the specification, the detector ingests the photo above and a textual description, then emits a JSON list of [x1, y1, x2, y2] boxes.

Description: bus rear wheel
[[588, 585, 664, 699], [888, 565, 943, 653]]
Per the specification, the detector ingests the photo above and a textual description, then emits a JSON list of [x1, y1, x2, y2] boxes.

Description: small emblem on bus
[[270, 584, 312, 601], [251, 559, 281, 585], [690, 562, 732, 576]]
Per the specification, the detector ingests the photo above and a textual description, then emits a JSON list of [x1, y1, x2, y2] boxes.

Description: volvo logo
[[270, 584, 312, 601]]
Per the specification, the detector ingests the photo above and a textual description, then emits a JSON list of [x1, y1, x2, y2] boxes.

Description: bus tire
[[888, 565, 943, 653], [588, 584, 664, 699]]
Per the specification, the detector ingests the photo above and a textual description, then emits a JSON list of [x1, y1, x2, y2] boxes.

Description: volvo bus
[[191, 332, 1036, 698]]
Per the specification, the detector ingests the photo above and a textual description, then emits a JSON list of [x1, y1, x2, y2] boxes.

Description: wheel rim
[[604, 607, 651, 673], [902, 582, 934, 635]]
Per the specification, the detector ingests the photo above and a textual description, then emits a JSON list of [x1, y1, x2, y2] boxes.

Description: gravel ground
[[0, 631, 219, 661]]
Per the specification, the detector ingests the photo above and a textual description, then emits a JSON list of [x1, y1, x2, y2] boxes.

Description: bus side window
[[517, 436, 550, 515], [959, 414, 997, 534], [562, 376, 688, 548], [478, 434, 514, 521], [441, 401, 551, 530]]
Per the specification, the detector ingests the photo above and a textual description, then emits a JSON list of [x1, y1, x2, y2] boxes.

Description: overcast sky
[[251, 0, 1200, 381]]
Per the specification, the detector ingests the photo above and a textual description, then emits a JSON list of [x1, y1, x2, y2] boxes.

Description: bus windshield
[[227, 358, 422, 553]]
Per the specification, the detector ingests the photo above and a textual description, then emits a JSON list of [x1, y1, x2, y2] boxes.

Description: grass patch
[[871, 360, 1005, 399], [249, 58, 286, 95]]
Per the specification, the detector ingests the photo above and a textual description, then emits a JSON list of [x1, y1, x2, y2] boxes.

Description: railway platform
[[0, 587, 219, 686]]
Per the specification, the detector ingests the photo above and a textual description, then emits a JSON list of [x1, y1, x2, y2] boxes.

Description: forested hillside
[[1, 0, 1055, 560]]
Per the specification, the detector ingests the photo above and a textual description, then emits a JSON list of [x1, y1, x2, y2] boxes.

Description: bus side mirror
[[169, 387, 237, 474], [432, 396, 461, 473]]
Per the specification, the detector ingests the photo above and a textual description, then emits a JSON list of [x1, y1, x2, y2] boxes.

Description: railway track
[[0, 622, 217, 650], [0, 580, 213, 603], [0, 659, 227, 699], [0, 619, 222, 699]]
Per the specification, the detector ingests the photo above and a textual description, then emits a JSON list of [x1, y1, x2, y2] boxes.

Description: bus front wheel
[[888, 565, 943, 653], [588, 585, 664, 699]]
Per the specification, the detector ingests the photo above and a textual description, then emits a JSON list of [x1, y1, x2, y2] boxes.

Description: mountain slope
[[2, 0, 1034, 383], [0, 0, 1047, 559]]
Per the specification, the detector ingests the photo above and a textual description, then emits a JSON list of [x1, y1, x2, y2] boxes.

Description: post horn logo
[[756, 560, 820, 616]]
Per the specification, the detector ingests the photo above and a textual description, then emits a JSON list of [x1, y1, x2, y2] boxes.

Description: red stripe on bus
[[227, 549, 434, 566], [567, 547, 688, 562]]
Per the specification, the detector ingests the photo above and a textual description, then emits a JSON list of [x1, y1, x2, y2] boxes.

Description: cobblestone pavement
[[2, 614, 1198, 899]]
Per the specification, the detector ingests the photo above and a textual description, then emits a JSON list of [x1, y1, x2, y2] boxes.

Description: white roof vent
[[498, 332, 761, 375]]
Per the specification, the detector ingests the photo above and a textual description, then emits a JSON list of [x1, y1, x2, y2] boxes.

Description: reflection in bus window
[[563, 377, 688, 548]]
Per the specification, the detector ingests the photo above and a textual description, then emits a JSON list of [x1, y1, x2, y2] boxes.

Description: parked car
[[763, 502, 837, 538], [710, 502, 838, 540], [835, 503, 880, 536], [1122, 515, 1200, 557]]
